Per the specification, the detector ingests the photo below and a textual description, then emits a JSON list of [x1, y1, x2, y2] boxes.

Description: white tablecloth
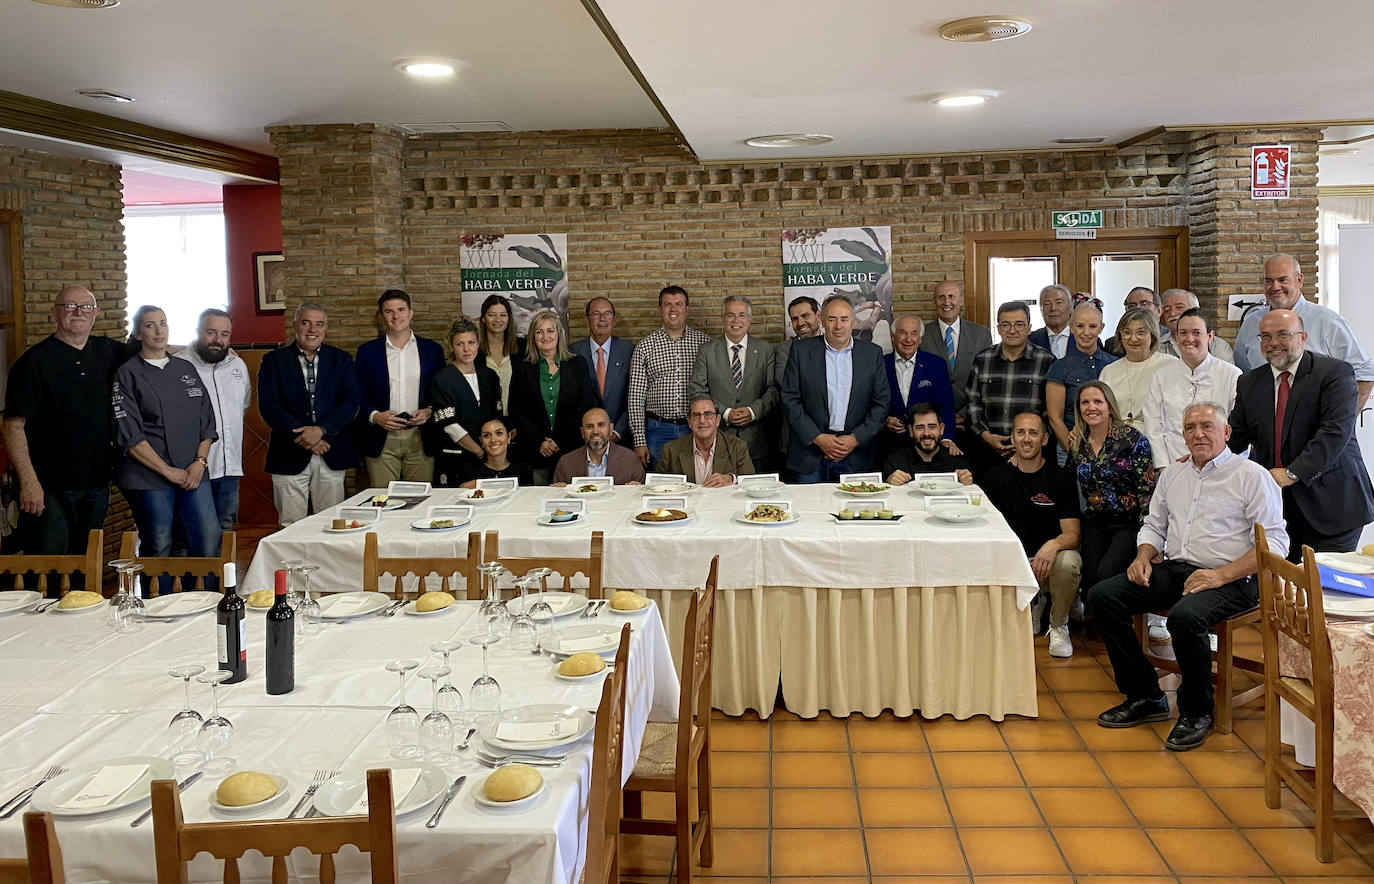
[[0, 597, 678, 884], [246, 485, 1040, 719]]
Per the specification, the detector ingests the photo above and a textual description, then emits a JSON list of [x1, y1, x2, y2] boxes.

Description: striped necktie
[[730, 343, 743, 390], [944, 326, 955, 368]]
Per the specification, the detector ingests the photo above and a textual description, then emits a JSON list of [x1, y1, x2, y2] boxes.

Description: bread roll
[[1362, 544, 1374, 557], [247, 590, 274, 608], [483, 764, 542, 802], [416, 590, 455, 612], [609, 590, 647, 611], [216, 771, 279, 807], [56, 590, 103, 610], [558, 652, 606, 677]]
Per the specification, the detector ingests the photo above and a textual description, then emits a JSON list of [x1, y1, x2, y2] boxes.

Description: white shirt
[[1235, 297, 1374, 380], [1138, 447, 1288, 569], [1099, 351, 1178, 432], [1141, 353, 1242, 468], [721, 334, 754, 423], [1048, 326, 1071, 359], [893, 351, 917, 402], [182, 345, 252, 479], [386, 332, 421, 414], [442, 370, 484, 445]]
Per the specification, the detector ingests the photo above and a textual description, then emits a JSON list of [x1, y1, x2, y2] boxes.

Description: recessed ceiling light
[[392, 57, 462, 78], [1053, 137, 1106, 145], [744, 133, 834, 148], [76, 88, 135, 103], [931, 91, 998, 108], [938, 16, 1032, 43]]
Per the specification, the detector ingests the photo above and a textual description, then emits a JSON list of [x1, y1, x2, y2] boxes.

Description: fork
[[383, 600, 407, 617], [0, 764, 64, 819], [578, 600, 596, 619], [286, 768, 335, 819], [476, 752, 565, 768]]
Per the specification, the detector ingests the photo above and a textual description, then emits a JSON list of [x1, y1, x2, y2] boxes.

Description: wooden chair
[[151, 768, 397, 884], [621, 556, 718, 883], [118, 530, 236, 596], [482, 530, 603, 601], [1255, 523, 1373, 861], [586, 623, 631, 884], [362, 530, 480, 600], [0, 529, 103, 597], [0, 811, 65, 884]]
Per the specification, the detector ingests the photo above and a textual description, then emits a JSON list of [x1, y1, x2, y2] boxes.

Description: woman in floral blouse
[[1067, 380, 1157, 592]]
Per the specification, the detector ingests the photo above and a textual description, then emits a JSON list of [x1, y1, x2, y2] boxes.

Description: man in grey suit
[[776, 296, 822, 478], [570, 297, 634, 446], [918, 280, 993, 443], [782, 294, 890, 482], [689, 295, 779, 471]]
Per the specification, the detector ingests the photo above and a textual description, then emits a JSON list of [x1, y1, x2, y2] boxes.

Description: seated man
[[883, 402, 972, 486], [657, 396, 755, 487], [1087, 401, 1286, 751], [981, 412, 1082, 657], [551, 408, 644, 486]]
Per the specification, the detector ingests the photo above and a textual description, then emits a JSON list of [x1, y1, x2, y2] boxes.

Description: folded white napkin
[[345, 767, 421, 814], [558, 635, 613, 653], [329, 595, 368, 614], [59, 763, 147, 809], [496, 719, 577, 743]]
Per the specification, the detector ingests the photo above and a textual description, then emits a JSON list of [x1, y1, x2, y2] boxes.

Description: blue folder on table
[[1316, 565, 1374, 599]]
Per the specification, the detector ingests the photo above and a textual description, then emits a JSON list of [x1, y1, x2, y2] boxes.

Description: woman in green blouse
[[507, 309, 601, 484]]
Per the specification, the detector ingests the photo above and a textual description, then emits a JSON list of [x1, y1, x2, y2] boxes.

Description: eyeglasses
[[689, 411, 719, 421], [587, 311, 614, 320], [996, 321, 1029, 331], [56, 303, 97, 314], [1257, 331, 1301, 343]]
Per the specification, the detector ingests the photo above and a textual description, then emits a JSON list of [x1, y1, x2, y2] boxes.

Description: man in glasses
[[656, 396, 755, 487], [2, 286, 134, 575], [965, 300, 1056, 477], [1105, 287, 1162, 357], [1158, 288, 1234, 364]]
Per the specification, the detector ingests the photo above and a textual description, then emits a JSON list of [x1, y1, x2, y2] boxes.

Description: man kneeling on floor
[[1087, 401, 1286, 751]]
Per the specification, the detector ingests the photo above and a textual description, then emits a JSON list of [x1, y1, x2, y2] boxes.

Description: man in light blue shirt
[[825, 334, 854, 434], [1233, 254, 1374, 407]]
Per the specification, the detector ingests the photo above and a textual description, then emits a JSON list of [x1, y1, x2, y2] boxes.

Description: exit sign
[[1052, 210, 1103, 229]]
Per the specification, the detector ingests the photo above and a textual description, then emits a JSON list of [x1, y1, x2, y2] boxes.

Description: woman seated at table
[[113, 305, 221, 560], [455, 416, 533, 488], [1065, 380, 1156, 591], [476, 294, 525, 414], [1097, 307, 1176, 432], [1045, 299, 1117, 464], [430, 317, 502, 487], [508, 309, 600, 485]]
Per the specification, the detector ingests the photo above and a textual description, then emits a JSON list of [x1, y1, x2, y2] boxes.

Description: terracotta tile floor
[[620, 632, 1374, 884]]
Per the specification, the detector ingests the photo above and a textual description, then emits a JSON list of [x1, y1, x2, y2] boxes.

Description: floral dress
[[1069, 423, 1157, 528]]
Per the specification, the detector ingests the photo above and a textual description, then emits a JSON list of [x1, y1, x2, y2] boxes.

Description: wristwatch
[[1284, 468, 1298, 482], [194, 456, 209, 468]]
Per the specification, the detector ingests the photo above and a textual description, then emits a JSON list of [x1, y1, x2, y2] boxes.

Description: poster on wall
[[782, 226, 893, 353], [460, 233, 569, 334], [1251, 145, 1290, 200]]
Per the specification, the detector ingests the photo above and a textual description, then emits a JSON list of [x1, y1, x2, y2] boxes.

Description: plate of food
[[402, 591, 458, 615], [365, 494, 407, 510], [837, 481, 891, 496], [633, 507, 690, 526], [733, 503, 799, 526], [832, 509, 903, 523], [409, 516, 470, 532], [208, 771, 290, 815], [646, 481, 697, 494], [49, 590, 105, 613], [926, 504, 985, 524], [536, 510, 583, 527], [568, 483, 613, 498], [450, 487, 508, 503], [909, 477, 965, 495], [605, 590, 652, 615], [245, 589, 275, 612], [323, 518, 373, 534], [552, 652, 611, 682]]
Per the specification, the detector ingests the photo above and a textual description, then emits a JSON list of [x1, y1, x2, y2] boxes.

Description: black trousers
[[1282, 489, 1362, 563], [1079, 521, 1138, 591], [1086, 560, 1257, 718]]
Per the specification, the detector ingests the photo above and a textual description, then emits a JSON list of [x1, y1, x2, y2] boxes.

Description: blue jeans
[[210, 477, 240, 530], [123, 484, 220, 558], [14, 486, 108, 592], [793, 455, 855, 485], [645, 417, 691, 467]]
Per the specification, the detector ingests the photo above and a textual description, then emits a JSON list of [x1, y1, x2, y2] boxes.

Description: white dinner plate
[[317, 591, 391, 619], [567, 485, 614, 498], [400, 599, 458, 616], [835, 483, 892, 496], [743, 482, 784, 498], [208, 774, 290, 815], [548, 624, 622, 656], [731, 512, 801, 527], [0, 590, 41, 615], [1322, 590, 1374, 619], [364, 498, 407, 510], [49, 596, 106, 614], [409, 517, 471, 532], [322, 523, 372, 535], [450, 488, 509, 503], [507, 591, 586, 618], [926, 504, 985, 524], [606, 601, 652, 616], [551, 660, 611, 683], [1315, 552, 1374, 575], [632, 511, 692, 527], [484, 703, 595, 752], [31, 755, 175, 817], [143, 591, 221, 619], [536, 513, 584, 527], [474, 776, 546, 810], [909, 478, 965, 495], [311, 762, 447, 819], [645, 481, 697, 494], [1366, 623, 1374, 638]]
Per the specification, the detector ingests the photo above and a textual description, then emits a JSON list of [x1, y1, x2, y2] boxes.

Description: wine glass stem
[[481, 644, 490, 678], [209, 682, 221, 718], [431, 678, 440, 710], [398, 670, 407, 707], [441, 652, 453, 687], [182, 677, 194, 712]]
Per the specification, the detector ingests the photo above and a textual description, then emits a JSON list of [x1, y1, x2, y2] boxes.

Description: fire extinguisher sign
[[1251, 145, 1290, 200]]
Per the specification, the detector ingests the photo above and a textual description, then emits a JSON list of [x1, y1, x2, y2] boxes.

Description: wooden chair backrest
[[362, 531, 480, 600], [677, 556, 718, 770], [0, 812, 65, 884], [1254, 523, 1332, 701], [482, 530, 604, 600], [586, 623, 631, 884], [0, 529, 103, 596], [118, 531, 236, 596], [151, 768, 397, 884]]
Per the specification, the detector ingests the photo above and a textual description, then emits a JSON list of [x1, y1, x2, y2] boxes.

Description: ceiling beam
[[0, 89, 278, 183]]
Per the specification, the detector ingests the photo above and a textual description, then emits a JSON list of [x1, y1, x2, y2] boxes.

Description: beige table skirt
[[632, 584, 1036, 721]]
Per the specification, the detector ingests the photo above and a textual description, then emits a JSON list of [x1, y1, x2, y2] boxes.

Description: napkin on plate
[[59, 763, 148, 810], [161, 594, 205, 615], [496, 719, 578, 743], [558, 635, 613, 653], [329, 595, 369, 614], [345, 767, 422, 814]]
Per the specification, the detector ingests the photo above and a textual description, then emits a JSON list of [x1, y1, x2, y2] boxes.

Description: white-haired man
[[1159, 288, 1234, 363]]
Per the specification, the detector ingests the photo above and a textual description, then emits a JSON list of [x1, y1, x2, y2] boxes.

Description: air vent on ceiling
[[31, 0, 120, 8], [392, 121, 512, 135], [938, 15, 1032, 43], [76, 88, 134, 103], [745, 133, 834, 148]]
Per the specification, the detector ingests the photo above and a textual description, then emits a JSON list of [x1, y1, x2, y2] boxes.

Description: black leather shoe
[[1165, 714, 1214, 751], [1096, 696, 1171, 728]]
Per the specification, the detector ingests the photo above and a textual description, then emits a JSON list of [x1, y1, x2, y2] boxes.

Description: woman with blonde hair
[[507, 310, 600, 484]]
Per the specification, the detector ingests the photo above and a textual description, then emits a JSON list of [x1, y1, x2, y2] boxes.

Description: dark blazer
[[257, 344, 360, 474], [428, 363, 502, 452], [354, 334, 446, 457], [781, 335, 890, 473], [1228, 351, 1374, 536], [570, 336, 634, 443], [919, 319, 993, 416], [687, 335, 779, 468], [508, 355, 603, 472], [883, 350, 956, 440], [656, 432, 755, 483]]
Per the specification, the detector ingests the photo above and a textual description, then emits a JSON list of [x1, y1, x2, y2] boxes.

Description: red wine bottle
[[266, 569, 295, 695], [216, 563, 247, 684]]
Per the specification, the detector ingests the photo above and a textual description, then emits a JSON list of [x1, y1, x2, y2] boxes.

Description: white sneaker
[[1048, 625, 1073, 658], [1029, 593, 1048, 636], [1147, 616, 1171, 643]]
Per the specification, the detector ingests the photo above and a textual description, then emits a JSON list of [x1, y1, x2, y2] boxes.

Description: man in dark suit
[[776, 296, 822, 478], [571, 297, 634, 445], [1228, 308, 1374, 560], [781, 294, 890, 482], [1028, 284, 1074, 358], [257, 303, 361, 526], [884, 313, 954, 458], [918, 280, 992, 437], [688, 295, 778, 471], [657, 396, 755, 485], [355, 289, 445, 485]]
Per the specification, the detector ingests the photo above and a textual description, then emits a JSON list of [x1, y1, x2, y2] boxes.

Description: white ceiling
[[2, 0, 1374, 186]]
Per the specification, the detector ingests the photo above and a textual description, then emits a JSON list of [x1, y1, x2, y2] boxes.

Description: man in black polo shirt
[[2, 286, 131, 571], [981, 412, 1083, 658], [882, 401, 972, 486]]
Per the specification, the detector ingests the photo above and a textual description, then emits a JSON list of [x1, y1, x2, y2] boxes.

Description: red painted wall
[[223, 183, 285, 344]]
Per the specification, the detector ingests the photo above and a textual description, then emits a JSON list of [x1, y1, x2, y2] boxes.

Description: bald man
[[2, 286, 135, 575]]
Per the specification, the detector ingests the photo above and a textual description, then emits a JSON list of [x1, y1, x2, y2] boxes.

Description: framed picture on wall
[[254, 252, 285, 312]]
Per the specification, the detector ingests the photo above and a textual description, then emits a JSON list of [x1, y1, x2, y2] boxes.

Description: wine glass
[[280, 559, 303, 611], [507, 575, 538, 651], [166, 664, 205, 766], [469, 633, 502, 722], [114, 562, 146, 634], [417, 666, 454, 762], [477, 562, 511, 637], [385, 659, 421, 759], [196, 669, 235, 773], [525, 567, 556, 654], [294, 563, 321, 635], [430, 640, 464, 719]]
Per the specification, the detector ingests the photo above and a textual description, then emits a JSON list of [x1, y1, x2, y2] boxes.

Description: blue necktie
[[944, 326, 955, 369]]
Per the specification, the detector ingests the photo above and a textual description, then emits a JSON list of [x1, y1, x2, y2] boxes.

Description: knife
[[424, 775, 466, 829], [131, 771, 202, 827]]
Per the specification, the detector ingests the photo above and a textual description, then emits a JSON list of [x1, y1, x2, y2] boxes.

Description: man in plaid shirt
[[629, 285, 712, 465], [966, 300, 1055, 476]]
